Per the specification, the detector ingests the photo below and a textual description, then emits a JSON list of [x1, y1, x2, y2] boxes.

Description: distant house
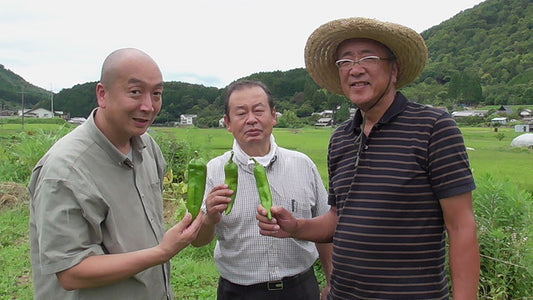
[[497, 105, 514, 115], [312, 110, 333, 118], [18, 108, 54, 118], [515, 124, 532, 133], [451, 110, 488, 118], [315, 117, 333, 127], [0, 109, 15, 116], [491, 117, 508, 125], [219, 117, 225, 128], [180, 114, 197, 126], [520, 109, 531, 118], [68, 117, 86, 125]]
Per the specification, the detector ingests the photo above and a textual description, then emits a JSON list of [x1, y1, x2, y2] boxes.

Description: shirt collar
[[85, 108, 146, 166], [345, 92, 409, 134], [232, 134, 278, 168]]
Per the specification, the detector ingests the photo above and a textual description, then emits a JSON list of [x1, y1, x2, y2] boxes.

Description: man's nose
[[140, 94, 154, 112]]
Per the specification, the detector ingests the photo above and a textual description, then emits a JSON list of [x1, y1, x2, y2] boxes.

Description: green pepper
[[224, 151, 238, 215], [187, 151, 206, 219], [250, 158, 273, 220]]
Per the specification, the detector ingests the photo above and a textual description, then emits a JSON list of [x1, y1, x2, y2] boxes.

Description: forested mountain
[[419, 0, 533, 106], [1, 0, 531, 126], [0, 64, 51, 111]]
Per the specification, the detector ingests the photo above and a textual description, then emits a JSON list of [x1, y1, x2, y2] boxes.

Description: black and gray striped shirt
[[327, 92, 475, 299]]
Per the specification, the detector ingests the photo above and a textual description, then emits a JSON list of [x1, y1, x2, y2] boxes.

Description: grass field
[[0, 123, 532, 299], [3, 123, 531, 192], [155, 126, 533, 192]]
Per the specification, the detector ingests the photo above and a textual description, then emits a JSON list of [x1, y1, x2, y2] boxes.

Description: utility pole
[[50, 84, 54, 117], [20, 86, 25, 130]]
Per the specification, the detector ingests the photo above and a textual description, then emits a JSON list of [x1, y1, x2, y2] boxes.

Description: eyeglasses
[[335, 56, 392, 71]]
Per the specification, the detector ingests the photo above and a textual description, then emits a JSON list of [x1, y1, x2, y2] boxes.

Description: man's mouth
[[246, 128, 261, 135], [351, 82, 369, 87], [133, 117, 150, 124]]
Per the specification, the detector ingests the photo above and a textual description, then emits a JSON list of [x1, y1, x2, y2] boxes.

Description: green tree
[[276, 110, 303, 128], [335, 103, 351, 124]]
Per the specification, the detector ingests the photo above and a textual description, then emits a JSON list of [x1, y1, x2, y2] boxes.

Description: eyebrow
[[233, 103, 266, 111], [127, 78, 164, 88], [338, 49, 376, 59]]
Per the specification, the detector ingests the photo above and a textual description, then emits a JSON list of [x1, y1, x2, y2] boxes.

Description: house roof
[[451, 110, 488, 117], [317, 117, 332, 122]]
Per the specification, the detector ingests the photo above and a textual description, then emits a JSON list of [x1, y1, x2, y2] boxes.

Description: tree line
[[0, 0, 531, 127]]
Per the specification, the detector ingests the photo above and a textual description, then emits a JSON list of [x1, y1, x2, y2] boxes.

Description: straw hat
[[304, 17, 428, 95]]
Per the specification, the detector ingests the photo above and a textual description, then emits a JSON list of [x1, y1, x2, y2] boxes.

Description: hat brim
[[304, 17, 428, 95]]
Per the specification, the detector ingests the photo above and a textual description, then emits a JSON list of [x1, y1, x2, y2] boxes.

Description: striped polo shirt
[[327, 92, 475, 299]]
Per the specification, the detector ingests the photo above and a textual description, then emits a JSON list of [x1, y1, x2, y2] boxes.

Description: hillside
[[0, 0, 531, 124], [0, 64, 51, 111]]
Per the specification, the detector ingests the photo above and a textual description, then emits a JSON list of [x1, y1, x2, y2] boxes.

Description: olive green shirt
[[29, 108, 172, 299]]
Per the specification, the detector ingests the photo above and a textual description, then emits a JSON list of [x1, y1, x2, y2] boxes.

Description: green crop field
[[0, 123, 532, 299], [155, 126, 533, 192]]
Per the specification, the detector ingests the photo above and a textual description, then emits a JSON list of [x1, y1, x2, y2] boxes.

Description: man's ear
[[96, 83, 107, 108], [391, 62, 399, 86], [224, 115, 232, 132]]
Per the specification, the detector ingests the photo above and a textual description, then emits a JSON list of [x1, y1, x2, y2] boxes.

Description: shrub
[[474, 173, 533, 298], [0, 126, 71, 183]]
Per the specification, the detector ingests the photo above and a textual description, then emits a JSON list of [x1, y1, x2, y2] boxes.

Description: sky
[[1, 0, 486, 93]]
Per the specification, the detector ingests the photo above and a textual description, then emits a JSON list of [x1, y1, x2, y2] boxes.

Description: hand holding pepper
[[204, 184, 234, 225], [256, 205, 296, 239]]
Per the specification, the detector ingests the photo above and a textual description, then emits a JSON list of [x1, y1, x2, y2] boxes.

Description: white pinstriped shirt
[[204, 138, 329, 285]]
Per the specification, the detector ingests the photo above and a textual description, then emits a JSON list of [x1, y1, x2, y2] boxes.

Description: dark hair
[[224, 80, 275, 120]]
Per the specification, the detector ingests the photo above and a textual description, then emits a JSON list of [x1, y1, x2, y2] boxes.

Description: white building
[[491, 117, 508, 125], [515, 124, 531, 132], [18, 108, 54, 118], [180, 114, 197, 126]]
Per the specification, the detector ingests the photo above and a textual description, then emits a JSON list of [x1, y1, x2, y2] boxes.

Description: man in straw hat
[[257, 17, 480, 299]]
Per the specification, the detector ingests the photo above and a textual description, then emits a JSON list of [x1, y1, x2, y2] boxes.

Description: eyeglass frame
[[354, 130, 365, 169], [335, 55, 393, 71]]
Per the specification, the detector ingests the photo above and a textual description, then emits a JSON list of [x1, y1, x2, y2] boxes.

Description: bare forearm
[[440, 193, 480, 299], [294, 209, 337, 243], [58, 212, 202, 291], [316, 242, 333, 283], [192, 221, 215, 247], [448, 225, 480, 299], [57, 246, 168, 290]]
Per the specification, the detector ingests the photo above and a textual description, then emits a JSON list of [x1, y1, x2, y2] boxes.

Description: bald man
[[29, 48, 203, 300]]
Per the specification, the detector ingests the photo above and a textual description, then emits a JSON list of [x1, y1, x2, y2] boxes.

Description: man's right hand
[[159, 211, 203, 260], [204, 184, 233, 225], [256, 205, 298, 238]]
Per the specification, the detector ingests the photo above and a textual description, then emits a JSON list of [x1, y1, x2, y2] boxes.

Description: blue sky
[[1, 0, 485, 92]]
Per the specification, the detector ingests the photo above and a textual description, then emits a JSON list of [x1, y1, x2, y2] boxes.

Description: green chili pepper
[[251, 157, 273, 220], [224, 151, 238, 215], [187, 151, 206, 219]]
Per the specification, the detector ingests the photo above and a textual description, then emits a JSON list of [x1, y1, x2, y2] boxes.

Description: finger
[[173, 213, 193, 232], [255, 212, 273, 223], [259, 228, 280, 237], [257, 204, 267, 216], [258, 223, 280, 232], [211, 184, 229, 192], [208, 197, 232, 214]]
